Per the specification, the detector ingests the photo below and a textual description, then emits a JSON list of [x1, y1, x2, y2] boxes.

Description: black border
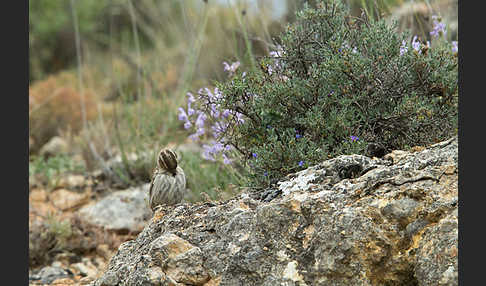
[[457, 1, 474, 285], [7, 0, 29, 284]]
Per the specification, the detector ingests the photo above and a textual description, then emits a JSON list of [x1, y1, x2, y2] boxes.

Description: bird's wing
[[148, 169, 157, 199]]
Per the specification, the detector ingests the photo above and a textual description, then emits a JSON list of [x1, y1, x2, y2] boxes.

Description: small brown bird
[[148, 148, 186, 212]]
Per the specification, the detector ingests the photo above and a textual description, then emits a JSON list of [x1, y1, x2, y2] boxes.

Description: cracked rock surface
[[93, 137, 458, 286]]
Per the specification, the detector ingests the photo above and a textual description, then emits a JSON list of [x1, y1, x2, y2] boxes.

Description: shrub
[[29, 154, 85, 188], [29, 72, 97, 153], [178, 0, 458, 188], [29, 217, 72, 268]]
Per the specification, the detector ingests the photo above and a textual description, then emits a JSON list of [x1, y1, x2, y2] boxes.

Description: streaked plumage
[[149, 149, 186, 211]]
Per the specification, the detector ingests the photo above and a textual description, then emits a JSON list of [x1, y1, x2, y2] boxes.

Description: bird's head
[[157, 148, 179, 172]]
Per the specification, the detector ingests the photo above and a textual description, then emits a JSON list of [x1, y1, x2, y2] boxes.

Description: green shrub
[[29, 154, 85, 188], [182, 0, 457, 188]]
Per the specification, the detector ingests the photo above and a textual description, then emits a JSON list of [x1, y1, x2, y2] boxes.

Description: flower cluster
[[178, 62, 246, 164], [223, 61, 240, 75], [399, 15, 456, 56], [430, 15, 447, 38]]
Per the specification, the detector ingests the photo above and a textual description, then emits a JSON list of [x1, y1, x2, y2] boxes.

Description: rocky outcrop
[[93, 137, 458, 286]]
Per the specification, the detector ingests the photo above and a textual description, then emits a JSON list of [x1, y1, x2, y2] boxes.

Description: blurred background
[[28, 0, 457, 284]]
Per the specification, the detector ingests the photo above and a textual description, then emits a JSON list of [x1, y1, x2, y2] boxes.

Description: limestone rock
[[30, 266, 71, 285], [94, 137, 458, 286], [56, 174, 90, 190], [50, 189, 90, 211], [77, 184, 152, 232]]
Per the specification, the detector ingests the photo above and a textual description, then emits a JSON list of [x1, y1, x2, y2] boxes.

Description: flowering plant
[[178, 0, 458, 187]]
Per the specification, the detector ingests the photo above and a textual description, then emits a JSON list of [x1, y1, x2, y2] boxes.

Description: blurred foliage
[[29, 0, 106, 81], [29, 154, 85, 189], [179, 150, 247, 202], [29, 0, 457, 194], [29, 71, 98, 152], [29, 216, 72, 268]]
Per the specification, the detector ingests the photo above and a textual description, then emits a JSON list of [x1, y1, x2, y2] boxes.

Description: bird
[[148, 148, 186, 212]]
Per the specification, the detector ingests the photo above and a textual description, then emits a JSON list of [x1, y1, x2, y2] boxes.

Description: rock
[[39, 136, 69, 157], [96, 244, 113, 261], [57, 174, 90, 190], [93, 137, 458, 286], [30, 199, 57, 221], [33, 266, 70, 284], [50, 189, 90, 211], [77, 184, 152, 232], [415, 209, 458, 286], [30, 188, 48, 202], [79, 276, 95, 285], [72, 258, 99, 279], [51, 277, 75, 285]]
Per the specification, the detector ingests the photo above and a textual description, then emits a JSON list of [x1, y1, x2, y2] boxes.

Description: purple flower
[[296, 134, 302, 139], [235, 112, 245, 124], [187, 92, 196, 103], [269, 45, 284, 58], [328, 90, 334, 97], [210, 104, 220, 118], [214, 87, 222, 100], [212, 142, 225, 153], [298, 161, 304, 167], [178, 107, 189, 122], [195, 112, 207, 128], [189, 127, 205, 142], [223, 61, 240, 74], [252, 152, 258, 158], [412, 36, 421, 52], [452, 41, 458, 53], [264, 171, 268, 177], [184, 121, 192, 130], [187, 102, 195, 116], [211, 122, 227, 138], [204, 87, 214, 101], [430, 16, 447, 38], [202, 144, 215, 161], [399, 40, 408, 56], [350, 135, 359, 142], [222, 109, 231, 118]]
